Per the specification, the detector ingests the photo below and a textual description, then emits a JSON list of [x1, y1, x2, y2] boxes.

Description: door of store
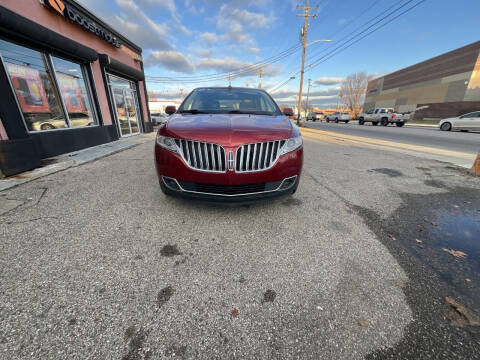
[[107, 74, 141, 137]]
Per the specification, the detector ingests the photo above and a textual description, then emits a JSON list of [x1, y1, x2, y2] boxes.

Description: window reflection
[[0, 40, 67, 131], [0, 39, 97, 132], [51, 56, 96, 128]]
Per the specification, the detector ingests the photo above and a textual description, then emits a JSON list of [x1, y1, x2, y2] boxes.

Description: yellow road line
[[300, 127, 475, 160]]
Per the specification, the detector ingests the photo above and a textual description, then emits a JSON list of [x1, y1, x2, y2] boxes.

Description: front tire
[[326, 119, 330, 123], [359, 118, 365, 125], [381, 118, 389, 126], [440, 122, 452, 131], [335, 118, 339, 123]]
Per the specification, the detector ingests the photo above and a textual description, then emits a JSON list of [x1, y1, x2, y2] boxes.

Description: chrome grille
[[174, 139, 226, 172], [236, 140, 286, 172]]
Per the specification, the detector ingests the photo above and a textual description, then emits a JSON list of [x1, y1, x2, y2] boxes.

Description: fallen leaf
[[395, 281, 406, 288], [465, 278, 471, 283], [415, 239, 423, 243], [357, 319, 367, 328], [442, 248, 467, 258], [230, 308, 239, 318], [388, 234, 396, 241], [445, 297, 480, 327]]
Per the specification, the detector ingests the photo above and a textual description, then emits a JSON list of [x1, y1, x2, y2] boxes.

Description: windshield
[[178, 88, 282, 115]]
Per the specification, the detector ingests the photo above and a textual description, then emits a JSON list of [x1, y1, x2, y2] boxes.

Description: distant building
[[364, 41, 480, 120]]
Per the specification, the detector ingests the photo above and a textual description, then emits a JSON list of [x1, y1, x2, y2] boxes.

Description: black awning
[[0, 5, 97, 62], [99, 54, 145, 81]]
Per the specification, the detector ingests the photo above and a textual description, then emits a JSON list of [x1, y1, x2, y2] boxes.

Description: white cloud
[[110, 16, 172, 50], [245, 47, 260, 54], [116, 0, 171, 37], [199, 32, 219, 46], [175, 24, 192, 36], [337, 18, 352, 25], [136, 0, 178, 21], [144, 50, 195, 73], [216, 4, 273, 46], [314, 77, 346, 86]]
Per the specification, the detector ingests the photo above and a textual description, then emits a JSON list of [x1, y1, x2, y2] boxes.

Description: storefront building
[[364, 41, 480, 120], [0, 0, 152, 177]]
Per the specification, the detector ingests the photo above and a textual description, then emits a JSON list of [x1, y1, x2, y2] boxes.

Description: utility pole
[[296, 1, 317, 125], [258, 69, 263, 88], [305, 78, 311, 117]]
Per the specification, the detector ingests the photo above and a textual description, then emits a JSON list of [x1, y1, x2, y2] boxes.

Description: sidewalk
[[0, 133, 155, 192]]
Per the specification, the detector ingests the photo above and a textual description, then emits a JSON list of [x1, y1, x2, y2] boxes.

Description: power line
[[146, 43, 302, 83], [270, 0, 426, 101], [307, 0, 424, 69], [306, 0, 410, 63]]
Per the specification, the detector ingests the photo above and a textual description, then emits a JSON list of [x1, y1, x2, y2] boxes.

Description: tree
[[339, 72, 372, 118]]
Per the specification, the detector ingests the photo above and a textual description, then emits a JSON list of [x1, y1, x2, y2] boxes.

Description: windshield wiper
[[179, 109, 206, 114], [227, 110, 249, 114]]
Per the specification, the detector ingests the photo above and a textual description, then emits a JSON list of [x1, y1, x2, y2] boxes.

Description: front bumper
[[160, 175, 298, 203]]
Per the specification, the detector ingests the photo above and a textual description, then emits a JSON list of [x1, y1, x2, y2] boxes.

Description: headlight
[[156, 134, 179, 153], [279, 136, 302, 155]]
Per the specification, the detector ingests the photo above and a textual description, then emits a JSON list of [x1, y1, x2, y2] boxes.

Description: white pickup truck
[[325, 112, 351, 123], [358, 108, 410, 127]]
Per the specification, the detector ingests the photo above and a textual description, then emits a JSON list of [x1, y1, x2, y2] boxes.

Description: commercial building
[[364, 41, 480, 120], [0, 0, 153, 177]]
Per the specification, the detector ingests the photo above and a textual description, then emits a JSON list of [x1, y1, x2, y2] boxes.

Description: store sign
[[45, 0, 121, 48]]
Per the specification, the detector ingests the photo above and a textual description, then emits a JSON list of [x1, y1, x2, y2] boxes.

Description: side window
[[380, 109, 386, 114], [374, 109, 379, 114]]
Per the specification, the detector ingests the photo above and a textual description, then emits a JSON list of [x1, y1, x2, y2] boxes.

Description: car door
[[457, 112, 477, 129], [464, 112, 480, 130]]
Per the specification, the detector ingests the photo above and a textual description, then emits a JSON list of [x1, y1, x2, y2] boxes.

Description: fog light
[[279, 176, 297, 190], [163, 176, 181, 191]]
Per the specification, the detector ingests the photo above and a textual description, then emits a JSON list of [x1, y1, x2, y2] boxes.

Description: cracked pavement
[[0, 133, 479, 359]]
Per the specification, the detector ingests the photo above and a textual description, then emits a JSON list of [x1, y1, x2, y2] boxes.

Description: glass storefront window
[[0, 39, 97, 132], [51, 56, 96, 128], [0, 39, 67, 131]]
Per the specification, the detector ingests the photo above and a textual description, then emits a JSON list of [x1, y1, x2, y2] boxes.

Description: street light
[[306, 39, 332, 47]]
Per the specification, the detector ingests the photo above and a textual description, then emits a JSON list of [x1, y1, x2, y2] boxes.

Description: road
[[300, 121, 478, 168], [302, 121, 479, 155], [1, 133, 479, 359]]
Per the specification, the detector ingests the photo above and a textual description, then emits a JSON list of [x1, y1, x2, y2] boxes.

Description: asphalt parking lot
[[1, 133, 479, 359]]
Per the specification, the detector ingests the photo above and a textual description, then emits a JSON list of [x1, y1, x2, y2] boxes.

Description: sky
[[77, 0, 480, 108]]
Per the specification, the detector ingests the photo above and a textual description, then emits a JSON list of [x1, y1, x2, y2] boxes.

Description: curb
[[0, 135, 153, 192]]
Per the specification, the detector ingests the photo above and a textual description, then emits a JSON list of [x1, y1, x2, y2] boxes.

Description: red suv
[[154, 87, 303, 202]]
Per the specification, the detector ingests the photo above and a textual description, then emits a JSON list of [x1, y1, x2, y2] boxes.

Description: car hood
[[161, 114, 293, 146]]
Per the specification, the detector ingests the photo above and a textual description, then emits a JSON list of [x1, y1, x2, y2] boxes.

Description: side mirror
[[165, 106, 176, 115], [283, 107, 294, 116]]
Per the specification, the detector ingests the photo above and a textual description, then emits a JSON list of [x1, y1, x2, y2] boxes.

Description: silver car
[[439, 111, 480, 132]]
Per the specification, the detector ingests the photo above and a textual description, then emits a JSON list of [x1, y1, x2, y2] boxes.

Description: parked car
[[358, 108, 410, 127], [151, 112, 169, 125], [283, 107, 295, 121], [306, 111, 324, 122], [155, 87, 303, 202], [325, 112, 350, 123], [439, 111, 480, 132]]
